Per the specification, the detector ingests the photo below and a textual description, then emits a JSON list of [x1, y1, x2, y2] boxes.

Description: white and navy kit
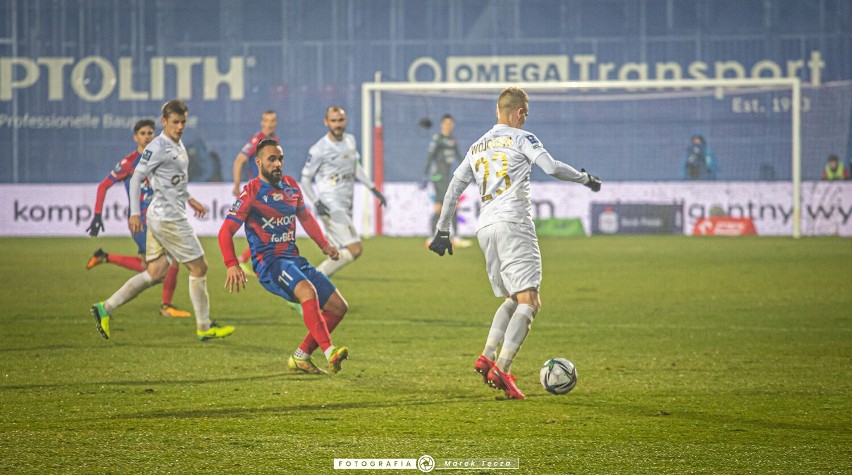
[[130, 133, 205, 263], [300, 132, 376, 248], [132, 133, 191, 221], [441, 124, 587, 297], [301, 132, 370, 212]]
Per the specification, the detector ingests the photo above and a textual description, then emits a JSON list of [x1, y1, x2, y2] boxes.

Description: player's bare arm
[[128, 215, 143, 235], [218, 219, 247, 292], [322, 245, 340, 261], [188, 198, 207, 218], [224, 265, 247, 293], [232, 153, 248, 197]]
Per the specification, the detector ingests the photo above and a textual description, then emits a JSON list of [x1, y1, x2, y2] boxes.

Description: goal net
[[361, 79, 852, 238]]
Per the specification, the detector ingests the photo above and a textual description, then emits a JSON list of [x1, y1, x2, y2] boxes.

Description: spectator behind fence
[[682, 134, 718, 180], [822, 154, 849, 180]]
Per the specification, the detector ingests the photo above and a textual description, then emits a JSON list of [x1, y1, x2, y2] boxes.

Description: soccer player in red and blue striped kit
[[218, 138, 350, 374]]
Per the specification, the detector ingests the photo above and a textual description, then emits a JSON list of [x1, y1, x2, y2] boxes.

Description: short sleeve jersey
[[135, 133, 191, 222], [226, 175, 306, 274], [108, 150, 153, 216], [241, 131, 279, 179], [301, 133, 361, 211], [455, 124, 549, 230]]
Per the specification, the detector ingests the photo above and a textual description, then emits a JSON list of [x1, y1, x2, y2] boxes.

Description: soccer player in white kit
[[429, 87, 601, 399], [300, 106, 387, 277], [90, 99, 235, 342]]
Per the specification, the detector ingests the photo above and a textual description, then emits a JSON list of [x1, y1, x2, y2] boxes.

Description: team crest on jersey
[[142, 150, 152, 161], [526, 134, 542, 149], [284, 188, 296, 199], [229, 199, 242, 215]]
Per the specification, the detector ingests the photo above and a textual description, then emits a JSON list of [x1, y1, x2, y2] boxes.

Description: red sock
[[300, 298, 332, 352], [299, 311, 344, 354], [161, 264, 179, 305], [238, 247, 252, 263], [108, 254, 145, 272]]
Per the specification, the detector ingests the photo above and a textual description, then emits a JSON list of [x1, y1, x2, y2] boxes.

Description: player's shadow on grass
[[127, 394, 486, 420], [0, 343, 82, 353], [0, 371, 334, 392], [330, 274, 411, 283]]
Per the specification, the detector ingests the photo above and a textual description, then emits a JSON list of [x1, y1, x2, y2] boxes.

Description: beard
[[261, 168, 282, 185]]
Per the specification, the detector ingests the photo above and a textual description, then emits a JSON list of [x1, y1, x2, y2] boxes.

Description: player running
[[300, 105, 387, 277], [90, 99, 234, 342], [85, 119, 191, 319], [219, 138, 350, 374], [428, 87, 602, 399], [231, 110, 280, 274]]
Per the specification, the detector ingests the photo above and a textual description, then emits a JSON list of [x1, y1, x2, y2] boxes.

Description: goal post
[[361, 77, 803, 238]]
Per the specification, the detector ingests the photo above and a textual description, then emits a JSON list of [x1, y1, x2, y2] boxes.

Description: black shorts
[[432, 180, 450, 204]]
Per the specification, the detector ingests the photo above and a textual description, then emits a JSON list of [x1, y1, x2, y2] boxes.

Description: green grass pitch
[[0, 236, 849, 474]]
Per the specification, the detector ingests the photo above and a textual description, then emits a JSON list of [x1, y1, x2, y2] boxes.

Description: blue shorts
[[258, 256, 336, 307], [130, 216, 147, 255]]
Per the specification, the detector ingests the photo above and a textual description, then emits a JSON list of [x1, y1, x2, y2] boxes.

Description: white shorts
[[146, 218, 205, 263], [321, 210, 360, 248], [477, 222, 542, 297]]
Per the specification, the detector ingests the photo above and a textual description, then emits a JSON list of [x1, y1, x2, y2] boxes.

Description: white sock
[[105, 271, 155, 312], [323, 345, 336, 361], [483, 299, 518, 360], [316, 248, 355, 277], [496, 304, 536, 373], [293, 348, 310, 360], [189, 276, 211, 330]]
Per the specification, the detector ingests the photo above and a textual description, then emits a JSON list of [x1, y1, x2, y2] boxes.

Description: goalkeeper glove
[[581, 168, 601, 192], [86, 213, 105, 237], [428, 230, 453, 256], [370, 187, 387, 207], [315, 200, 331, 216]]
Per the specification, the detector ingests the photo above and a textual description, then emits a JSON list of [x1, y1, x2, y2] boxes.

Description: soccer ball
[[539, 358, 577, 395]]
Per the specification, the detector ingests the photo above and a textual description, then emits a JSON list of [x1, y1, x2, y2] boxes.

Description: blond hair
[[497, 87, 528, 116]]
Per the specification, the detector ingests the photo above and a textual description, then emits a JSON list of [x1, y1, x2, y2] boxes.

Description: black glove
[[315, 200, 331, 216], [86, 213, 105, 237], [370, 187, 387, 207], [428, 230, 453, 256], [581, 168, 601, 192]]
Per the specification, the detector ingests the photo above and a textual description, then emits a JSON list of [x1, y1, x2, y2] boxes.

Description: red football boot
[[474, 355, 496, 385], [486, 366, 526, 400]]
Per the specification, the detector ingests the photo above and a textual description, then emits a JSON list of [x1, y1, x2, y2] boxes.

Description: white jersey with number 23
[[454, 124, 551, 231]]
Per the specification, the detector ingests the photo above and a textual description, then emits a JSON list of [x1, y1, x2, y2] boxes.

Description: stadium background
[[0, 0, 850, 236], [0, 4, 849, 472]]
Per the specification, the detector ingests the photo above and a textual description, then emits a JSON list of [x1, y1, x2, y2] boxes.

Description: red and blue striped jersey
[[225, 175, 306, 270], [93, 150, 153, 215]]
